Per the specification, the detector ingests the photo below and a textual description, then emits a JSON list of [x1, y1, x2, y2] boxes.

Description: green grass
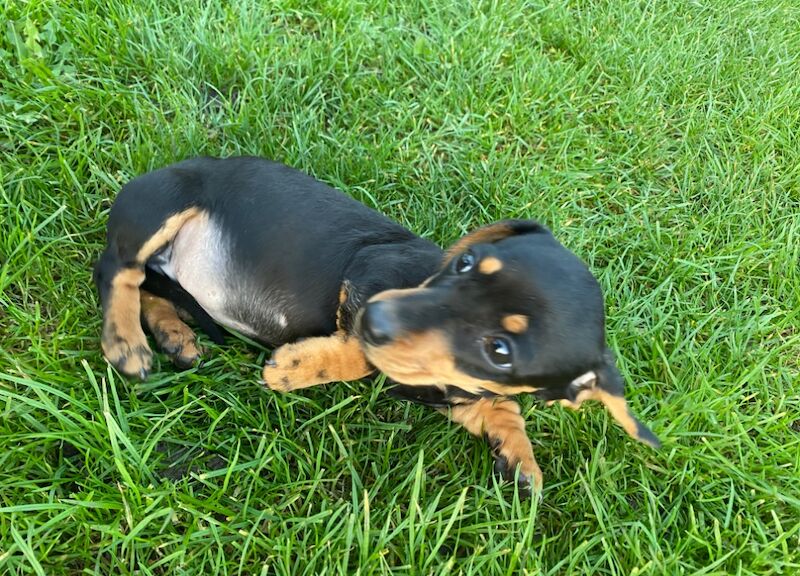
[[1, 0, 799, 573]]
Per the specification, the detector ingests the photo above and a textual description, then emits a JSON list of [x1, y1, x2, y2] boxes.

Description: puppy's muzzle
[[359, 301, 400, 346]]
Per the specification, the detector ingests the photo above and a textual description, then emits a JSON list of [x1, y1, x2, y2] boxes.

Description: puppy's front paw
[[261, 345, 317, 392], [489, 436, 543, 499], [262, 361, 294, 393]]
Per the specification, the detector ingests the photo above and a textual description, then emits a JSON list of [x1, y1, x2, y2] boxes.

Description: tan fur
[[443, 223, 515, 265], [335, 284, 348, 331], [140, 291, 200, 367], [501, 314, 528, 334], [263, 331, 374, 392], [556, 383, 643, 442], [594, 390, 641, 439], [478, 257, 503, 274], [102, 208, 204, 377], [363, 330, 540, 396], [443, 398, 543, 490], [419, 274, 435, 287], [101, 268, 151, 376], [368, 286, 426, 303], [136, 208, 202, 263]]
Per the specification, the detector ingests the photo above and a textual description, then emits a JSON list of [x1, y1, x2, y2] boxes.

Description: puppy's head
[[356, 220, 659, 448]]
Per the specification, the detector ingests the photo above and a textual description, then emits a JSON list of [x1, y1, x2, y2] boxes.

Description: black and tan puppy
[[95, 156, 659, 493]]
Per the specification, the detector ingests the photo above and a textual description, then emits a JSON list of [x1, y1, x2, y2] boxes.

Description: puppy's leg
[[140, 290, 201, 369], [95, 251, 151, 379], [442, 398, 543, 493], [262, 332, 374, 392], [95, 206, 202, 379]]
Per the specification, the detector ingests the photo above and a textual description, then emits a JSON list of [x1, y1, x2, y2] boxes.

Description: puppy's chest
[[148, 216, 296, 340]]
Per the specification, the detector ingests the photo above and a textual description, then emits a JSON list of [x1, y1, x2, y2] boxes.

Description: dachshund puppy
[[95, 156, 659, 493]]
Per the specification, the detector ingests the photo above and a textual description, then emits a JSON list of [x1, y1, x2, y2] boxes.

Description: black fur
[[95, 156, 660, 492], [95, 157, 442, 347]]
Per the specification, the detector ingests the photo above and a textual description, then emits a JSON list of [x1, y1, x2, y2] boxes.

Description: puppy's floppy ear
[[444, 219, 548, 265], [593, 351, 661, 448]]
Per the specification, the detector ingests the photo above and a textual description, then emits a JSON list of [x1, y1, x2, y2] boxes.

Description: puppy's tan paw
[[102, 325, 153, 380], [262, 362, 293, 392], [153, 322, 202, 369], [261, 345, 315, 392], [489, 434, 544, 498], [260, 334, 369, 393]]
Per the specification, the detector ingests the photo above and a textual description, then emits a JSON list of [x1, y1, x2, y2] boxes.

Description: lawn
[[1, 0, 799, 573]]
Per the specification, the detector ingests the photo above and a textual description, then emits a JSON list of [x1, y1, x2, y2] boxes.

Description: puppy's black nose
[[360, 302, 397, 346]]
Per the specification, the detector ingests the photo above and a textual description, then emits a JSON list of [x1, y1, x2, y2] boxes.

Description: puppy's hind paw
[[104, 341, 153, 380]]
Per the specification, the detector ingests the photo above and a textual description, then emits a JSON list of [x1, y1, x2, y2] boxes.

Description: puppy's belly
[[151, 213, 292, 341]]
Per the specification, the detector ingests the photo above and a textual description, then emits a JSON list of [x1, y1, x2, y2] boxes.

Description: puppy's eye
[[483, 336, 512, 369], [454, 251, 475, 273]]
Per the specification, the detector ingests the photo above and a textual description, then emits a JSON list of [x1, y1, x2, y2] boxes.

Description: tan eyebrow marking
[[502, 314, 529, 334], [478, 257, 503, 274], [442, 222, 515, 265]]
